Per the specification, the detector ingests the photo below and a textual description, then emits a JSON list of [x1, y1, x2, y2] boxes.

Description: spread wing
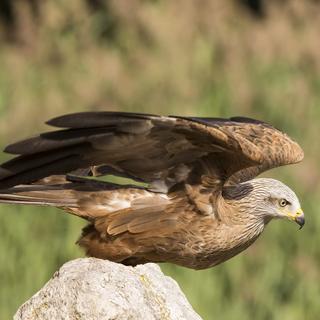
[[0, 112, 304, 193]]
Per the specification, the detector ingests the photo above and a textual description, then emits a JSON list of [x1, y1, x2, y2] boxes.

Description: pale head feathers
[[243, 178, 301, 220]]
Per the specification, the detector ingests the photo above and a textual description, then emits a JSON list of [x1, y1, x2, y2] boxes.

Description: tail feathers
[[0, 185, 78, 208], [0, 178, 157, 220]]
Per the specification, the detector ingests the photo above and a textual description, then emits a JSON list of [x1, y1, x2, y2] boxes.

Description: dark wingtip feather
[[0, 154, 86, 189], [4, 144, 18, 154], [4, 137, 38, 155], [47, 111, 157, 129]]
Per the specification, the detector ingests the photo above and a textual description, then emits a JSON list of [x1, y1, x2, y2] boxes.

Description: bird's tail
[[0, 186, 74, 205], [0, 175, 151, 219]]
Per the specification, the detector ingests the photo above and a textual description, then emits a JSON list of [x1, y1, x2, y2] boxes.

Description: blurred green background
[[0, 1, 319, 319]]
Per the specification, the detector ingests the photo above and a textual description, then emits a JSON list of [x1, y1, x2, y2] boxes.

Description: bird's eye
[[279, 199, 288, 207]]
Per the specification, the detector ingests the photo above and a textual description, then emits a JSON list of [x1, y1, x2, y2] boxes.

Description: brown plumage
[[0, 112, 305, 269]]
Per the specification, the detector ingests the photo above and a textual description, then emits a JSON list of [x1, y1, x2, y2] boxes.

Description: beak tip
[[295, 216, 305, 229]]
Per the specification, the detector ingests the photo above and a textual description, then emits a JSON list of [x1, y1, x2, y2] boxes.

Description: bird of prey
[[0, 112, 305, 269]]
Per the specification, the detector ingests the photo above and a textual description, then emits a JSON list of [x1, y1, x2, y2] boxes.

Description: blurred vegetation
[[0, 1, 319, 319]]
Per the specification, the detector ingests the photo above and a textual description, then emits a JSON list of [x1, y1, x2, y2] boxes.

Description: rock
[[14, 258, 202, 320]]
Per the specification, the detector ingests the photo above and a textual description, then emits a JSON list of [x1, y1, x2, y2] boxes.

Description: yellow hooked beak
[[288, 208, 305, 229]]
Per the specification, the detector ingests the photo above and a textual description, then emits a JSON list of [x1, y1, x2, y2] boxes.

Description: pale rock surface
[[14, 258, 202, 320]]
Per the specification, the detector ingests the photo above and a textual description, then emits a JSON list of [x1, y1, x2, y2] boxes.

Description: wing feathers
[[47, 111, 156, 128], [94, 194, 172, 235], [0, 112, 304, 190], [4, 128, 111, 155], [0, 154, 87, 189]]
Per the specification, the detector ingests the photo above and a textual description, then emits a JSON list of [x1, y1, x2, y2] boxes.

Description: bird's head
[[250, 178, 305, 228]]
